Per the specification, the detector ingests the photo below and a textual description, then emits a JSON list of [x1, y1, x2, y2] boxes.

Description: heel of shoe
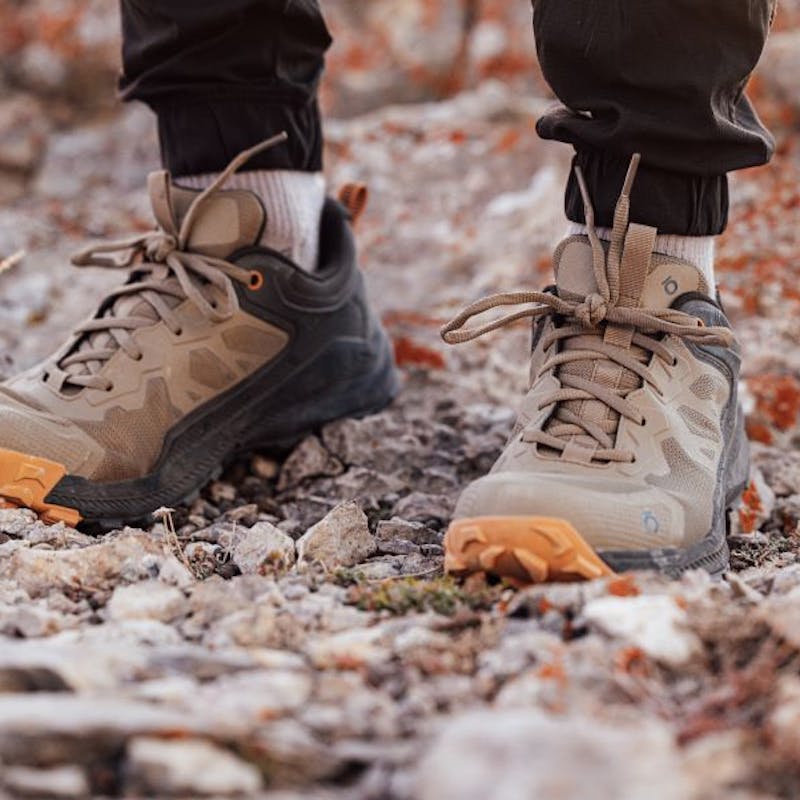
[[241, 324, 399, 453], [324, 328, 400, 420]]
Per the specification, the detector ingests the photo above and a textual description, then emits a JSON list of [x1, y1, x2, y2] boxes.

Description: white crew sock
[[179, 170, 326, 273], [566, 222, 716, 290]]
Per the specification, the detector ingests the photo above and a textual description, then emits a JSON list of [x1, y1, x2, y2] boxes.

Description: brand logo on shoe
[[662, 277, 679, 296], [642, 511, 660, 534]]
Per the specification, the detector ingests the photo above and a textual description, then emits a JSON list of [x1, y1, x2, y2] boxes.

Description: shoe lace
[[440, 154, 735, 463], [57, 133, 288, 392]]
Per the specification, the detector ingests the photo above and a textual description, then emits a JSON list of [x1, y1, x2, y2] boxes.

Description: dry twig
[[0, 250, 25, 276]]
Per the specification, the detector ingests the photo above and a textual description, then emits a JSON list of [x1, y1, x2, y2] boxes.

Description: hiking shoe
[[441, 155, 749, 584], [0, 136, 398, 527]]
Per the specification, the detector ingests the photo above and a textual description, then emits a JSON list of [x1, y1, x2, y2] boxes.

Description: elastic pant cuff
[[564, 149, 729, 237], [150, 96, 324, 175]]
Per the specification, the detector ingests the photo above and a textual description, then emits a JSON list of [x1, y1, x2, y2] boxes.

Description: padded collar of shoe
[[233, 198, 362, 314]]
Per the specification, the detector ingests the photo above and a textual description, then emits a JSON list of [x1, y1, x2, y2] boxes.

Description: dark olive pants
[[119, 0, 776, 235]]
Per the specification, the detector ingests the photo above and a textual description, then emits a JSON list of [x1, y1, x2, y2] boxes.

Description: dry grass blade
[[153, 506, 198, 577], [0, 250, 25, 276]]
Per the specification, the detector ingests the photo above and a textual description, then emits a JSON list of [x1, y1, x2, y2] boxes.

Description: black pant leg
[[119, 0, 331, 175], [532, 0, 777, 235]]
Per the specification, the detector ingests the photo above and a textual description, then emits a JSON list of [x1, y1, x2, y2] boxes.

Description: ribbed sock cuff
[[566, 223, 716, 289], [179, 170, 326, 272]]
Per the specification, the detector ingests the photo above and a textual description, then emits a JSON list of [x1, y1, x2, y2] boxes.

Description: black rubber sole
[[46, 331, 399, 529]]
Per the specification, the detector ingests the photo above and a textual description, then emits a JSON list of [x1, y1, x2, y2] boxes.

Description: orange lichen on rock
[[745, 419, 773, 445], [747, 374, 800, 431], [537, 661, 567, 686], [607, 575, 641, 598], [614, 646, 647, 675], [393, 336, 446, 370], [738, 481, 764, 535]]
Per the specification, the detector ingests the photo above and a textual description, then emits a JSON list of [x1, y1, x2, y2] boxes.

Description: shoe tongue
[[61, 172, 266, 387], [148, 171, 266, 259], [546, 235, 709, 460], [553, 236, 710, 309]]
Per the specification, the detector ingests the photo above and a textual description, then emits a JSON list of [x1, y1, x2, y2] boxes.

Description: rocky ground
[[1, 3, 800, 799]]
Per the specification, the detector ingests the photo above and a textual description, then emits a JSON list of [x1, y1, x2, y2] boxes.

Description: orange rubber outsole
[[0, 447, 82, 526], [444, 516, 614, 586]]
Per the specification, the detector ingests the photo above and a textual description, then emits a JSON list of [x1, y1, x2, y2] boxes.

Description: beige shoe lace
[[440, 155, 734, 463], [57, 133, 288, 392]]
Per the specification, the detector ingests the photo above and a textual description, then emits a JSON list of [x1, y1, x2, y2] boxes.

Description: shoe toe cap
[[453, 472, 686, 551], [0, 399, 98, 477]]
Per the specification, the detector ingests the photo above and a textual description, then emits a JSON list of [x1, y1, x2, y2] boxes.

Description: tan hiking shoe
[[0, 136, 397, 527], [441, 156, 749, 584]]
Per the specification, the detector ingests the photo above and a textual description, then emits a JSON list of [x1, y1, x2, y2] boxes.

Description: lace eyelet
[[174, 328, 183, 337], [640, 417, 647, 427], [248, 270, 265, 291], [105, 383, 114, 393]]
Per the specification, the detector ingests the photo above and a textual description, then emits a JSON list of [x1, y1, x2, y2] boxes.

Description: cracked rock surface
[[2, 2, 800, 798]]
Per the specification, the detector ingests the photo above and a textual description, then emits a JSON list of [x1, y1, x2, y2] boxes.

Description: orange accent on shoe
[[445, 516, 614, 585], [248, 270, 265, 291], [0, 448, 82, 526], [338, 183, 369, 226]]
